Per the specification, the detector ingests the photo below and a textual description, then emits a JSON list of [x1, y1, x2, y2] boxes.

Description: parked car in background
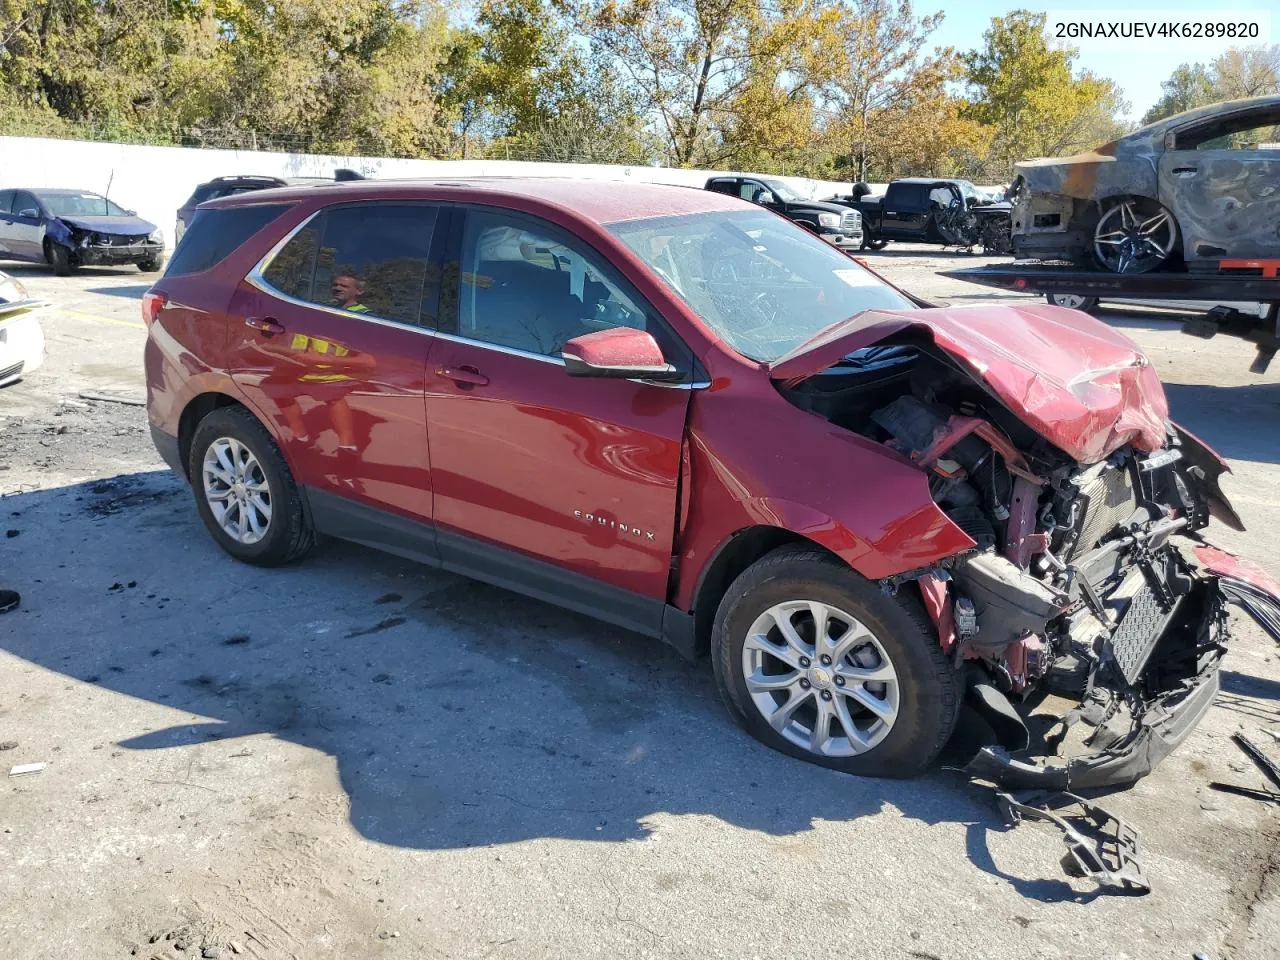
[[0, 188, 164, 275], [0, 270, 46, 386], [1011, 95, 1280, 273], [828, 178, 1012, 253], [704, 175, 863, 251], [176, 170, 367, 242], [144, 177, 1280, 789]]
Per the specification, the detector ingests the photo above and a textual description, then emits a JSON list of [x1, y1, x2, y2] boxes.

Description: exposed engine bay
[[780, 337, 1269, 789]]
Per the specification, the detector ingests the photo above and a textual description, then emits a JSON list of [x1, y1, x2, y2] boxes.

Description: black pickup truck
[[705, 175, 863, 251], [828, 178, 1011, 254]]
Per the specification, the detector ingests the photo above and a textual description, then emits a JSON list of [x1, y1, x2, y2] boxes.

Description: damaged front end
[[774, 305, 1280, 790], [47, 217, 162, 268]]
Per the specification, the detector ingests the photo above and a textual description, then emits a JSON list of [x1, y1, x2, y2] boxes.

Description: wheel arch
[[178, 392, 251, 478], [687, 525, 843, 658]]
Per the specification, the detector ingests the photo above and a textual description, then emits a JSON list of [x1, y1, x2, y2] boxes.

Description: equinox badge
[[574, 509, 656, 541]]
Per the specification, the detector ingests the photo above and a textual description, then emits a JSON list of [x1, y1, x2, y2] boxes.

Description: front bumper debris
[[996, 790, 1149, 894], [78, 241, 162, 266], [965, 666, 1221, 790]]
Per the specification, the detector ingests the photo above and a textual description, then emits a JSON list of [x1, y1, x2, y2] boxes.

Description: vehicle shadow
[[0, 470, 1094, 901], [85, 284, 155, 299], [1161, 381, 1280, 465], [0, 261, 146, 279]]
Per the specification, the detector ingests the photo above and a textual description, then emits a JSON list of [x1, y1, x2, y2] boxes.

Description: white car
[[0, 271, 47, 386]]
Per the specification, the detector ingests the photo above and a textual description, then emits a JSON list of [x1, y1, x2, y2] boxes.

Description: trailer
[[940, 262, 1280, 373]]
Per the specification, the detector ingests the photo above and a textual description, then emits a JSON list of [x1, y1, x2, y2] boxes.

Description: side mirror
[[562, 327, 682, 381], [18, 208, 38, 219], [756, 191, 776, 206], [126, 209, 137, 216]]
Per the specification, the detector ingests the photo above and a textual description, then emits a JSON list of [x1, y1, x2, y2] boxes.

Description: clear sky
[[925, 1, 1277, 121]]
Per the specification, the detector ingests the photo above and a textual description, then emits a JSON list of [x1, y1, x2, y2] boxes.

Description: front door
[[226, 202, 442, 533], [1158, 105, 1280, 260], [424, 207, 693, 620], [880, 183, 928, 239]]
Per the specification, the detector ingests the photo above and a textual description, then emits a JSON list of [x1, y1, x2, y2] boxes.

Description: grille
[[1107, 583, 1180, 683], [95, 234, 149, 246], [841, 210, 861, 231], [1071, 465, 1138, 557]]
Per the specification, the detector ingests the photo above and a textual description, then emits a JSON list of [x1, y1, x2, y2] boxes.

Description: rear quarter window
[[165, 204, 292, 278]]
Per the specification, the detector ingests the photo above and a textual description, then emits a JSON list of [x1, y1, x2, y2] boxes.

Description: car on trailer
[[1010, 95, 1280, 273]]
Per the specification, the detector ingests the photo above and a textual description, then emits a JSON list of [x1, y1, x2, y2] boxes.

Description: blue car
[[0, 187, 164, 275]]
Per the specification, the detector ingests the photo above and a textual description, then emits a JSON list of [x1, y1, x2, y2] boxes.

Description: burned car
[[0, 188, 164, 275], [1011, 95, 1280, 273], [145, 179, 1278, 789]]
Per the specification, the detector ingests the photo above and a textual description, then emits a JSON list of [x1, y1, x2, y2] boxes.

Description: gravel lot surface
[[1, 249, 1277, 960]]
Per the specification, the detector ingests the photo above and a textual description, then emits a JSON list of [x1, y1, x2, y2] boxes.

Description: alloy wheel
[[741, 599, 900, 758], [202, 437, 272, 545], [1093, 200, 1176, 274]]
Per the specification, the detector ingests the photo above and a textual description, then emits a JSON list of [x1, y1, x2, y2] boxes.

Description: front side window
[[609, 209, 913, 362], [13, 192, 39, 216], [1174, 107, 1280, 150], [259, 204, 438, 326], [449, 209, 652, 358], [928, 186, 955, 209]]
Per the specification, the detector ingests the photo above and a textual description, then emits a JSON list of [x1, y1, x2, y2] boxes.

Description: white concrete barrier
[[1, 136, 865, 249]]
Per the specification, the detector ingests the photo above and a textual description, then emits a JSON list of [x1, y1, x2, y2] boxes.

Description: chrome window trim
[[245, 205, 709, 389]]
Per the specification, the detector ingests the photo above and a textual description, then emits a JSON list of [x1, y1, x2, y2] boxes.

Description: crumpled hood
[[768, 304, 1170, 464], [58, 215, 155, 236]]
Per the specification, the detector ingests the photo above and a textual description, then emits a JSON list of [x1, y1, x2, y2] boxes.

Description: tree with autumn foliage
[[960, 10, 1128, 173]]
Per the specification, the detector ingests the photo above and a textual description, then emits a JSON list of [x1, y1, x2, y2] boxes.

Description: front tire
[[712, 546, 960, 778], [137, 255, 163, 273], [861, 237, 888, 251], [47, 241, 74, 276], [188, 406, 315, 566]]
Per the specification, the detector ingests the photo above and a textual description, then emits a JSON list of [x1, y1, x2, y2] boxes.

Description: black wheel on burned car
[[712, 545, 961, 778], [188, 406, 315, 566], [1092, 196, 1179, 274]]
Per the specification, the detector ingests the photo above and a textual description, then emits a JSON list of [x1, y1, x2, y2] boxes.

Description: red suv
[[145, 178, 1280, 786]]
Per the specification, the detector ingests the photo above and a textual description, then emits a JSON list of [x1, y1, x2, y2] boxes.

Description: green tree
[[961, 10, 1127, 172], [1141, 63, 1216, 124]]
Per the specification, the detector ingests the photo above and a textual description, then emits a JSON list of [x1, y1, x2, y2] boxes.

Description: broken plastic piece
[[9, 762, 46, 776], [1232, 733, 1280, 793], [996, 789, 1149, 894]]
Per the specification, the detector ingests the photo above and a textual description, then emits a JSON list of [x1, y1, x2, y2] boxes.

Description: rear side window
[[886, 183, 926, 211], [706, 179, 737, 196], [0, 190, 12, 213], [260, 203, 438, 326], [165, 204, 291, 277]]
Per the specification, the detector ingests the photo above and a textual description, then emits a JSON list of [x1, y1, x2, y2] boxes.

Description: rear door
[[227, 201, 442, 536], [422, 206, 694, 624], [7, 191, 45, 261], [881, 183, 927, 239], [0, 191, 14, 256]]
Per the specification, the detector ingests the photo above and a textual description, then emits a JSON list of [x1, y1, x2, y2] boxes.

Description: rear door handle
[[1172, 166, 1199, 175], [438, 365, 489, 387], [245, 316, 285, 336]]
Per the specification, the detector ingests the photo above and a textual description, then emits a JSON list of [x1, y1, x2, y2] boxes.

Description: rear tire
[[712, 545, 960, 778], [188, 406, 315, 566], [47, 241, 73, 276], [1047, 293, 1099, 312]]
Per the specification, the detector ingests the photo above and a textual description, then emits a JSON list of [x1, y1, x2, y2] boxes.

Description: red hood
[[768, 304, 1170, 464]]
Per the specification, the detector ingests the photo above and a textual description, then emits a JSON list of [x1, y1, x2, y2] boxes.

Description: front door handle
[[438, 365, 489, 387], [245, 316, 285, 336], [1172, 166, 1199, 176]]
